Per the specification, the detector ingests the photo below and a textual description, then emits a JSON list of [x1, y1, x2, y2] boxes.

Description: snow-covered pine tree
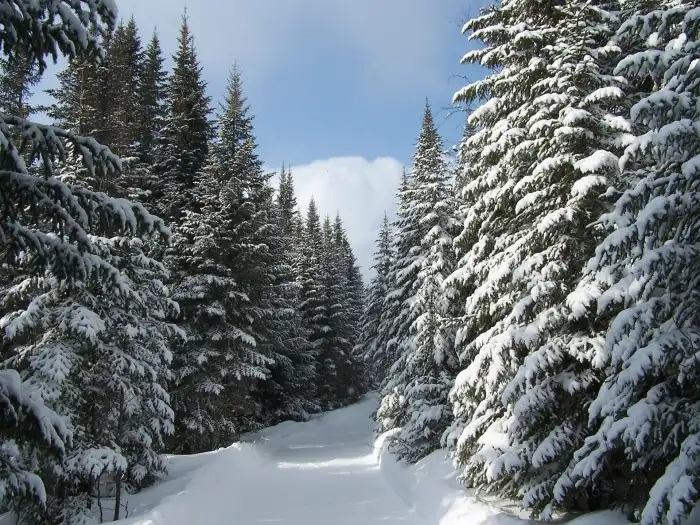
[[328, 215, 365, 403], [299, 199, 330, 408], [344, 236, 367, 396], [208, 64, 297, 431], [341, 232, 365, 350], [0, 50, 41, 118], [372, 170, 411, 393], [152, 12, 212, 224], [374, 169, 417, 431], [553, 4, 700, 524], [2, 235, 181, 524], [377, 102, 458, 462], [312, 215, 342, 408], [166, 174, 254, 453], [357, 213, 395, 387], [105, 19, 163, 205], [0, 6, 166, 293], [106, 17, 143, 158], [277, 166, 301, 241], [0, 370, 68, 518], [167, 66, 274, 451], [78, 23, 116, 148], [277, 167, 308, 309], [255, 188, 318, 422], [0, 0, 170, 518], [47, 26, 146, 201], [46, 49, 101, 137], [138, 30, 167, 165], [443, 0, 633, 515], [0, 1, 114, 69]]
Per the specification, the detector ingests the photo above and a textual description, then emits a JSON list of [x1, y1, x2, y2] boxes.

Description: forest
[[0, 1, 698, 525]]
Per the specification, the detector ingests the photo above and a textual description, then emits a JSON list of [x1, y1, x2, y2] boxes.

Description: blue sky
[[39, 0, 488, 276]]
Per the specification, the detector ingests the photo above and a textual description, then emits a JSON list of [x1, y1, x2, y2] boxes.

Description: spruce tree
[[277, 166, 301, 241], [373, 169, 412, 396], [168, 64, 312, 445], [2, 237, 180, 524], [256, 189, 318, 421], [377, 102, 458, 462], [167, 66, 272, 450], [208, 64, 283, 430], [327, 215, 365, 403], [0, 50, 41, 118], [344, 238, 367, 394], [46, 51, 101, 136], [314, 215, 342, 408], [152, 12, 212, 223], [138, 30, 167, 164], [0, 2, 170, 519], [168, 171, 266, 453], [443, 0, 631, 515], [358, 213, 395, 387], [554, 3, 700, 523], [0, 1, 114, 70], [107, 17, 143, 157], [299, 199, 329, 406], [0, 369, 68, 518], [277, 167, 307, 301]]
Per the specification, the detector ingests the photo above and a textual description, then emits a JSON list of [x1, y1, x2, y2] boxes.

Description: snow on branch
[[0, 112, 169, 284], [0, 0, 117, 70]]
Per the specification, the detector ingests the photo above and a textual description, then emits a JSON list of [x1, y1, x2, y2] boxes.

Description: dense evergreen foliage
[[2, 1, 699, 524], [0, 6, 366, 524], [359, 0, 700, 524]]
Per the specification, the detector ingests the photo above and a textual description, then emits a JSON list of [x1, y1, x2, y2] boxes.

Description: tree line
[[0, 4, 366, 524], [360, 0, 700, 524]]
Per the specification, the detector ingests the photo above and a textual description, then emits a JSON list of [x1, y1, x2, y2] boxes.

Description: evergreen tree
[[298, 199, 329, 405], [167, 171, 266, 453], [373, 169, 413, 397], [0, 369, 68, 518], [358, 213, 395, 387], [0, 50, 41, 118], [328, 215, 365, 403], [344, 237, 367, 394], [107, 17, 143, 157], [138, 30, 167, 164], [2, 236, 180, 524], [377, 102, 458, 462], [314, 215, 342, 408], [46, 51, 101, 136], [0, 1, 169, 518], [208, 64, 285, 430], [443, 0, 632, 515], [0, 1, 114, 70], [554, 3, 700, 523], [277, 167, 307, 300], [152, 12, 212, 223], [167, 66, 274, 451], [167, 64, 317, 446], [47, 27, 143, 200], [277, 166, 301, 241], [256, 190, 318, 421]]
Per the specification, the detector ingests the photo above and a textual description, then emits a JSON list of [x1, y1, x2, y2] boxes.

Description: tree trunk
[[113, 387, 125, 522]]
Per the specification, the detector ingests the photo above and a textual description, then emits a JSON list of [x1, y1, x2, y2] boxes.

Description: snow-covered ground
[[10, 393, 634, 525]]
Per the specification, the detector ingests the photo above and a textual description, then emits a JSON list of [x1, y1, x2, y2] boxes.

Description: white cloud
[[273, 156, 404, 280]]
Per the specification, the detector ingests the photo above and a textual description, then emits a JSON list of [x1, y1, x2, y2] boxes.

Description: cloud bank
[[272, 156, 404, 280]]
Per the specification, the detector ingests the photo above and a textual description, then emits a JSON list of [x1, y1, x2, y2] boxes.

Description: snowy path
[[118, 395, 426, 525], [97, 394, 628, 525]]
